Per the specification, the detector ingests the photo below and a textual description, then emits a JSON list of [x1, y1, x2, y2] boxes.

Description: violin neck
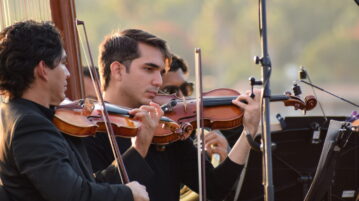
[[104, 102, 173, 122], [104, 103, 131, 116], [203, 96, 243, 107]]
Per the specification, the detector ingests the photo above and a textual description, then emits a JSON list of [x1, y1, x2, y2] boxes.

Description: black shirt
[[85, 131, 244, 201], [0, 98, 148, 201]]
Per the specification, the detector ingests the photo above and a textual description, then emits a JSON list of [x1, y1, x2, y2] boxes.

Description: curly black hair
[[0, 20, 63, 99]]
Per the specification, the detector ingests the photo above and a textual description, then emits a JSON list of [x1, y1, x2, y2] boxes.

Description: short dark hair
[[169, 54, 188, 74], [83, 66, 99, 78], [98, 29, 171, 90], [0, 20, 63, 99]]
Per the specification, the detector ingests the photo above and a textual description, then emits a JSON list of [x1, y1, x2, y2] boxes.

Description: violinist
[[0, 20, 150, 201], [160, 54, 230, 163], [83, 66, 98, 99], [85, 28, 261, 201], [162, 54, 231, 201]]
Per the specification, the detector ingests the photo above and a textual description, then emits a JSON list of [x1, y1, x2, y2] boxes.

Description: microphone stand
[[299, 80, 359, 108], [246, 2, 358, 201], [254, 0, 274, 200]]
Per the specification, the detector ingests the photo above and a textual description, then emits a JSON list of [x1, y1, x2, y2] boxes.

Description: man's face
[[161, 69, 193, 98], [49, 50, 70, 104], [119, 42, 165, 107], [84, 76, 97, 99], [161, 69, 186, 97]]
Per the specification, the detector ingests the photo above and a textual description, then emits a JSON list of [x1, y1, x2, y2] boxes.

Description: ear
[[34, 60, 49, 81], [110, 61, 127, 81]]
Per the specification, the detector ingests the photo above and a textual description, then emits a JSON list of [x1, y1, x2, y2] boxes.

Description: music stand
[[304, 120, 352, 201]]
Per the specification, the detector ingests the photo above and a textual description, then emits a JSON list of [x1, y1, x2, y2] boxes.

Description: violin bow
[[194, 48, 207, 201], [76, 20, 129, 184]]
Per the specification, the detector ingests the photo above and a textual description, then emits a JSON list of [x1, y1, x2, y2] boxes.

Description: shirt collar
[[15, 98, 55, 120]]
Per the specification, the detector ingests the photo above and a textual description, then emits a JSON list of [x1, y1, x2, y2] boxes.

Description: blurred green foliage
[[76, 0, 359, 115], [76, 0, 358, 85]]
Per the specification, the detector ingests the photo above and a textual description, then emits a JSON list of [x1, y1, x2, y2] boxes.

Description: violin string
[[177, 96, 235, 103]]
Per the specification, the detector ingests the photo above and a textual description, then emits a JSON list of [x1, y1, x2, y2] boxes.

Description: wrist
[[133, 143, 149, 158], [244, 124, 258, 136]]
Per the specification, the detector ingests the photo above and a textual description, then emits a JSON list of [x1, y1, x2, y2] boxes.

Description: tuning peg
[[292, 82, 302, 96], [248, 77, 263, 99]]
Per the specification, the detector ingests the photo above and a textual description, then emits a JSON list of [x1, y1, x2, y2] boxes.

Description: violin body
[[154, 88, 244, 130], [53, 87, 317, 144], [154, 88, 317, 131], [53, 106, 99, 137], [53, 99, 190, 145]]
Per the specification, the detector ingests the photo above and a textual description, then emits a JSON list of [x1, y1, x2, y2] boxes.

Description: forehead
[[162, 69, 186, 87], [132, 42, 165, 69]]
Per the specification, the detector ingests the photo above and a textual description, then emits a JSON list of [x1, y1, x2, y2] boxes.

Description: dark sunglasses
[[160, 82, 194, 97]]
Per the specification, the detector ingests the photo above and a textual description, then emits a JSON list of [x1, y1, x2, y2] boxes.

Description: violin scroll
[[304, 95, 317, 111], [282, 92, 317, 112], [179, 122, 193, 140]]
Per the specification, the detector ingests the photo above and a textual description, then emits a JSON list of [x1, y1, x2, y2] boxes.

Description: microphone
[[298, 66, 307, 80], [298, 66, 359, 108], [292, 82, 302, 97], [297, 66, 328, 121]]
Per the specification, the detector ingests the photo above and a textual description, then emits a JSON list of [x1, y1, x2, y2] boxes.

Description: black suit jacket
[[86, 131, 244, 201], [0, 98, 150, 201]]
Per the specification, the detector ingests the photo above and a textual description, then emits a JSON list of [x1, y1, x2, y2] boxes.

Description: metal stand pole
[[255, 0, 274, 200]]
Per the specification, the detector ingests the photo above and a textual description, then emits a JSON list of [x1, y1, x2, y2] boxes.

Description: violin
[[153, 88, 317, 130], [53, 99, 193, 145]]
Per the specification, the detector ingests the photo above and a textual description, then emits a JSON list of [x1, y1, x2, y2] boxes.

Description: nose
[[152, 71, 163, 87], [64, 65, 71, 79], [177, 89, 184, 98]]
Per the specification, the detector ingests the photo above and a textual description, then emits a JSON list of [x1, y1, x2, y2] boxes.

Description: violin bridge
[[82, 98, 95, 116], [182, 96, 187, 112]]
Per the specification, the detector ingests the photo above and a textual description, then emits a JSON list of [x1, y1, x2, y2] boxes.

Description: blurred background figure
[[162, 54, 232, 201], [73, 0, 358, 119], [160, 55, 193, 98], [161, 54, 230, 162], [83, 66, 99, 99]]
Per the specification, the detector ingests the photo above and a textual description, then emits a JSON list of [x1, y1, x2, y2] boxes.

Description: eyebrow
[[61, 55, 68, 63], [144, 63, 162, 69]]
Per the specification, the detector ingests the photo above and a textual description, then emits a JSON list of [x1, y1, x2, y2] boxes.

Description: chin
[[51, 95, 66, 106], [141, 98, 151, 106], [51, 100, 62, 106]]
